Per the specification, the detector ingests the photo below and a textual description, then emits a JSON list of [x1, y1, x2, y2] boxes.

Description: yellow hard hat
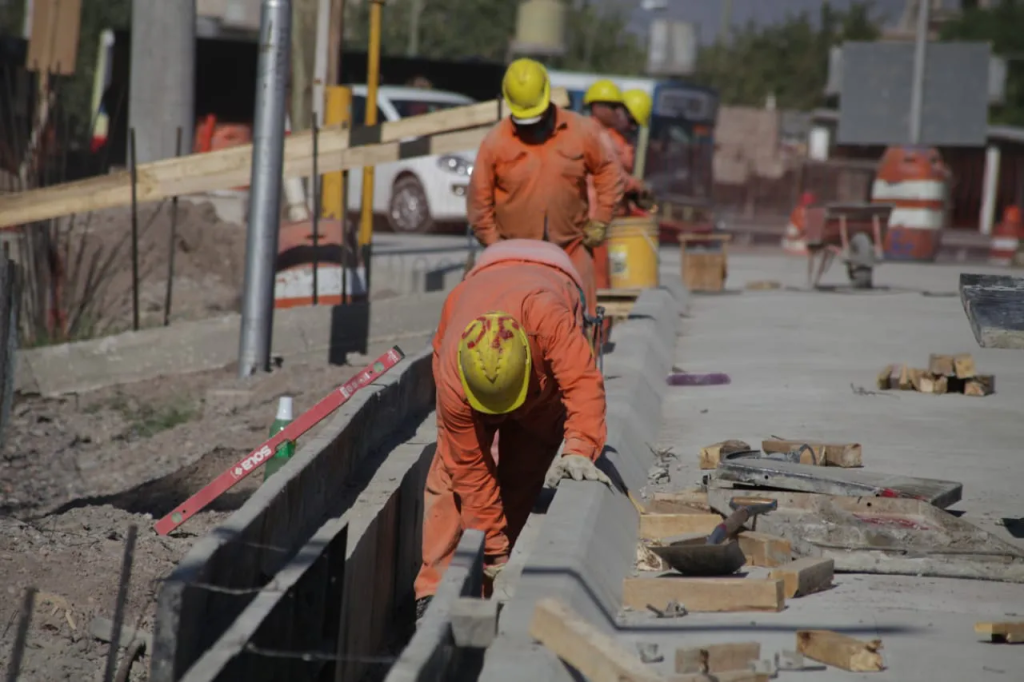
[[457, 312, 532, 415], [583, 79, 624, 105], [502, 59, 551, 124], [623, 89, 653, 127]]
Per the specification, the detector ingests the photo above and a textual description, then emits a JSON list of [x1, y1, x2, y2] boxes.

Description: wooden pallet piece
[[623, 577, 785, 613]]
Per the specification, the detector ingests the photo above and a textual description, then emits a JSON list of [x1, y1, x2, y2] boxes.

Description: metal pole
[[407, 0, 424, 57], [358, 0, 384, 294], [908, 0, 930, 144], [313, 0, 331, 126], [164, 126, 182, 326], [129, 128, 140, 332], [311, 111, 320, 305], [238, 0, 292, 378]]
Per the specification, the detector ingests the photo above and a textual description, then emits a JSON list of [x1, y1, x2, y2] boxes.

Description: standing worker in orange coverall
[[583, 81, 656, 291], [413, 239, 610, 623], [467, 59, 624, 318]]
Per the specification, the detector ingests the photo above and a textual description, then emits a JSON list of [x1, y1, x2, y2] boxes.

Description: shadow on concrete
[[329, 302, 370, 363]]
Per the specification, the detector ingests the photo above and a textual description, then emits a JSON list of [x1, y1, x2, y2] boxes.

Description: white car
[[345, 85, 476, 234]]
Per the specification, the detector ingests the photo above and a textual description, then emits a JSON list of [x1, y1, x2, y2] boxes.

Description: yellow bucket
[[607, 216, 659, 289]]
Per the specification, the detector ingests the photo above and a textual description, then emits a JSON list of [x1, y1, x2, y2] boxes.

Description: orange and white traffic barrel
[[990, 206, 1022, 267], [275, 219, 366, 308], [781, 191, 814, 255], [872, 146, 949, 262]]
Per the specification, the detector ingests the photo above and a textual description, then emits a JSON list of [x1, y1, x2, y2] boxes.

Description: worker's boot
[[414, 596, 433, 628]]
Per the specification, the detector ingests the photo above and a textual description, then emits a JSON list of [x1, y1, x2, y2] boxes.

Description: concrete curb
[[477, 286, 682, 681], [15, 292, 447, 396], [150, 345, 435, 682]]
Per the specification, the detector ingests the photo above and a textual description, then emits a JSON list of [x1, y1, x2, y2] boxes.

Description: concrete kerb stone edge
[[384, 530, 486, 682], [479, 287, 681, 681], [150, 345, 436, 682]]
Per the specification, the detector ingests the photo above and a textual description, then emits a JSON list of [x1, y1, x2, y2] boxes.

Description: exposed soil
[[0, 329, 433, 681], [23, 200, 246, 344]]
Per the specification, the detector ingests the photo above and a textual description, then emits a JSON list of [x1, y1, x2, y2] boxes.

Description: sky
[[616, 0, 959, 44]]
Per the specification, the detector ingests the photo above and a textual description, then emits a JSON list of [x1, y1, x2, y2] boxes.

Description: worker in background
[[467, 59, 624, 318], [413, 239, 610, 624], [583, 81, 655, 292], [621, 89, 655, 208]]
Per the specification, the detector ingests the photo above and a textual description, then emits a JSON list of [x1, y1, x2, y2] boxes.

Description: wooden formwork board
[[0, 89, 570, 228]]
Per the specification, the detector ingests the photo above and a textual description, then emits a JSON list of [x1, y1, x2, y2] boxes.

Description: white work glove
[[544, 454, 612, 488], [483, 561, 506, 581]]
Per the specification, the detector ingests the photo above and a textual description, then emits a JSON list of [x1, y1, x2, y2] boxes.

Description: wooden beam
[[736, 531, 791, 568], [639, 513, 722, 540], [650, 490, 711, 513], [622, 578, 785, 613], [700, 440, 751, 469], [761, 439, 862, 468], [0, 89, 570, 228], [529, 598, 663, 682], [795, 630, 884, 672], [675, 642, 761, 674]]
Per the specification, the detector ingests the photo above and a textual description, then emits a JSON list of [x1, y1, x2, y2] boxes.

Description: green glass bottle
[[263, 396, 296, 481]]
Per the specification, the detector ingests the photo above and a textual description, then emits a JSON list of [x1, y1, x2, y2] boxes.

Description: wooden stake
[[529, 598, 662, 682], [796, 630, 884, 672]]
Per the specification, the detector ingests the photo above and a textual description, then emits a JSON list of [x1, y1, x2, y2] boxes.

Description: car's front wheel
[[388, 176, 433, 234]]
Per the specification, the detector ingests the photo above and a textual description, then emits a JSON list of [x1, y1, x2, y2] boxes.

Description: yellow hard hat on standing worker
[[622, 89, 653, 127], [502, 59, 551, 125], [583, 79, 624, 105], [458, 312, 532, 415]]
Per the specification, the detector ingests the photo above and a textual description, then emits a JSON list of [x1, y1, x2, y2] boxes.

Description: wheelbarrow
[[802, 203, 894, 289]]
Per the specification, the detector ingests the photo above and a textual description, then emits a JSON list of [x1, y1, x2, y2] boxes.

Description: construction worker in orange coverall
[[467, 59, 624, 319], [413, 239, 610, 622], [584, 81, 656, 292]]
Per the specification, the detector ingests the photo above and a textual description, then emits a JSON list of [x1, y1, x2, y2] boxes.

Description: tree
[[940, 0, 1024, 126], [693, 1, 881, 110], [346, 0, 644, 73]]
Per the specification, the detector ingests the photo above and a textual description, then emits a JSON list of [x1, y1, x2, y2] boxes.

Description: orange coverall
[[467, 107, 624, 317], [414, 240, 607, 601], [588, 125, 646, 291]]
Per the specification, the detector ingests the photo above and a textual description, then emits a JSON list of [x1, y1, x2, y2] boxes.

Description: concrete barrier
[[150, 345, 436, 682], [477, 287, 682, 681], [15, 292, 447, 396]]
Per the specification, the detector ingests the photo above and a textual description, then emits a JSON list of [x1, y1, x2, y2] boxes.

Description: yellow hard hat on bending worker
[[622, 89, 653, 127], [502, 59, 551, 125], [583, 79, 624, 106], [457, 312, 532, 415]]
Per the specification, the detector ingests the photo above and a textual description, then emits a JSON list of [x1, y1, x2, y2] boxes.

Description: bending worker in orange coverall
[[413, 239, 610, 622], [467, 59, 624, 317], [583, 80, 656, 291]]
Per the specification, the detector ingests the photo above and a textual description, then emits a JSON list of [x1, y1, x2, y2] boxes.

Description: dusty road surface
[[633, 253, 1024, 681]]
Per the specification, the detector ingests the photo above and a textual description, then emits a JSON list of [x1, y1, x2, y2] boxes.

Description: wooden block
[[668, 672, 769, 682], [928, 354, 955, 377], [675, 642, 761, 673], [761, 440, 862, 468], [897, 365, 923, 390], [529, 598, 662, 682], [700, 440, 751, 469], [975, 621, 1024, 643], [769, 557, 834, 598], [622, 577, 785, 613], [954, 353, 976, 379], [964, 374, 995, 397], [876, 364, 895, 390], [931, 375, 949, 395], [737, 531, 791, 567], [916, 374, 937, 394], [651, 490, 711, 513], [639, 513, 722, 540], [796, 630, 884, 672]]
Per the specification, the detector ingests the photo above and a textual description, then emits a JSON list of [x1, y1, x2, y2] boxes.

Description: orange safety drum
[[872, 146, 949, 262]]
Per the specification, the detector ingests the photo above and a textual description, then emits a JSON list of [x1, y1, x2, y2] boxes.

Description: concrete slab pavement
[[639, 252, 1024, 680]]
